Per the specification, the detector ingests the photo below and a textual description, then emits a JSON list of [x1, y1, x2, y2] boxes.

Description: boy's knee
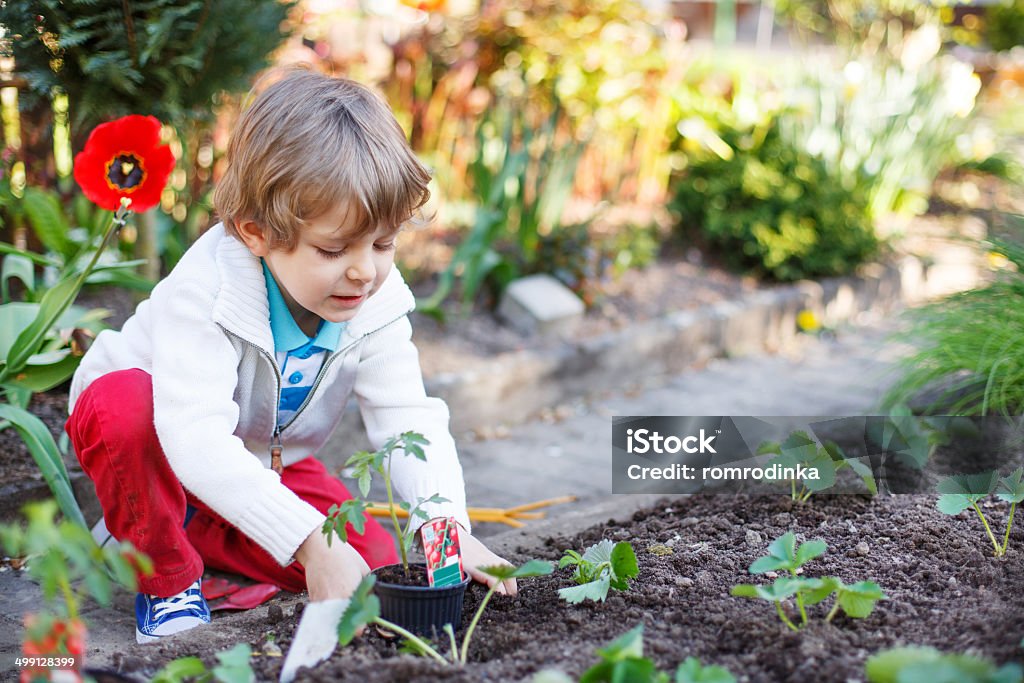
[[69, 369, 156, 451]]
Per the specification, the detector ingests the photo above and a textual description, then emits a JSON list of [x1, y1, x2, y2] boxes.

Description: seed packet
[[420, 516, 464, 587]]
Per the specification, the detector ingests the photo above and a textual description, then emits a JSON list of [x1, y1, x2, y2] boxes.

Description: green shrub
[[987, 0, 1024, 51], [670, 119, 878, 282], [884, 214, 1024, 416]]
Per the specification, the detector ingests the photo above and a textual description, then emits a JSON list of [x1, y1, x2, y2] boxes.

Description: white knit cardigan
[[69, 224, 470, 565]]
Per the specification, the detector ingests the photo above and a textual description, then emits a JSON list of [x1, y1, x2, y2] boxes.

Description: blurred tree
[[0, 0, 296, 277]]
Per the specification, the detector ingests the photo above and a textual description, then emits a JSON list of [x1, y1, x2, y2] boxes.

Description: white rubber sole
[[135, 616, 210, 644]]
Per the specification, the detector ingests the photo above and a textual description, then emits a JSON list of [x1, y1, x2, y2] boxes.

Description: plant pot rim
[[371, 562, 471, 592]]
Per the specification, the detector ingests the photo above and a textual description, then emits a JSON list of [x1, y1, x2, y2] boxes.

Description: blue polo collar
[[262, 259, 344, 353]]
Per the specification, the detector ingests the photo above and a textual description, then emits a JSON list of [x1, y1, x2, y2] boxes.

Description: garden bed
[[102, 492, 1023, 682]]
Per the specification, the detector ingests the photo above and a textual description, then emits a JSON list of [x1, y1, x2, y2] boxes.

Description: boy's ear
[[235, 219, 270, 257]]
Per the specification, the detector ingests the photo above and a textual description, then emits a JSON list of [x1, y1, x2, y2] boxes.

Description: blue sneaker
[[135, 579, 211, 644]]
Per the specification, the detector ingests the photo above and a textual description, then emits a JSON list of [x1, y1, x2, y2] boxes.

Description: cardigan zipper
[[222, 307, 411, 470], [278, 308, 412, 430]]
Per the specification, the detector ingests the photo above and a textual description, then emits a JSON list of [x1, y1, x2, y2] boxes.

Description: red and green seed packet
[[420, 517, 464, 587]]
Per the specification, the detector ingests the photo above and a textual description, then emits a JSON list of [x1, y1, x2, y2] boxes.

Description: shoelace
[[152, 581, 204, 618]]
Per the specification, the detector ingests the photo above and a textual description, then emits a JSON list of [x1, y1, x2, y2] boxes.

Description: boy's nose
[[346, 249, 375, 284]]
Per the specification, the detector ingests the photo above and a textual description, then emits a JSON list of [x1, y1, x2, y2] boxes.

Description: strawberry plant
[[865, 646, 1023, 683], [531, 625, 736, 683], [322, 431, 448, 576], [756, 430, 877, 502], [558, 539, 639, 604], [936, 467, 1024, 557], [151, 643, 255, 683], [731, 532, 886, 631], [337, 560, 553, 665]]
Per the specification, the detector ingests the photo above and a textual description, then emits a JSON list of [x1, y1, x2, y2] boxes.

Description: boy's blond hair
[[214, 69, 431, 250]]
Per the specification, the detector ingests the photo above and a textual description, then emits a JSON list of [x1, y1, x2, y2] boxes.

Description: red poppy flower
[[73, 114, 175, 212]]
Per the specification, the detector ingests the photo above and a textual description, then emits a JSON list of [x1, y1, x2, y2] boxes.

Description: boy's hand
[[295, 529, 370, 602], [458, 531, 518, 596]]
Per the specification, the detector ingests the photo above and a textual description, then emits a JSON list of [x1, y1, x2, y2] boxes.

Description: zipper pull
[[270, 428, 283, 475]]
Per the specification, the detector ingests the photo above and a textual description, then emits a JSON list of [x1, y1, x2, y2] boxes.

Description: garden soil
[[102, 493, 1024, 683]]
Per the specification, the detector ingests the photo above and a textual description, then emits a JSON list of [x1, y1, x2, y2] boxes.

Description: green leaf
[[937, 472, 999, 497], [211, 643, 254, 683], [338, 575, 379, 646], [558, 549, 583, 569], [23, 187, 71, 258], [2, 253, 36, 303], [609, 542, 639, 584], [481, 559, 554, 581], [996, 467, 1024, 504], [5, 352, 81, 393], [794, 539, 827, 566], [594, 624, 644, 663], [3, 274, 81, 378], [151, 656, 208, 683], [731, 577, 804, 602], [0, 404, 86, 528], [865, 647, 944, 683], [836, 581, 886, 619], [937, 494, 982, 515], [801, 577, 841, 605], [675, 656, 736, 683], [559, 575, 611, 604]]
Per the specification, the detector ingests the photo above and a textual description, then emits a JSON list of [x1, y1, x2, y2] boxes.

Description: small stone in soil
[[855, 542, 870, 556], [745, 530, 762, 546], [675, 577, 694, 588], [267, 604, 284, 624]]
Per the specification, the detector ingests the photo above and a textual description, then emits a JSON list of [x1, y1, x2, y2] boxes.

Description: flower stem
[[825, 599, 841, 623], [972, 502, 1003, 557], [1001, 502, 1016, 556], [372, 618, 446, 664], [775, 601, 799, 631], [460, 583, 499, 664]]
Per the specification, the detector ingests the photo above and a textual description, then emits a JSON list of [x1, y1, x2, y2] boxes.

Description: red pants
[[66, 369, 398, 597]]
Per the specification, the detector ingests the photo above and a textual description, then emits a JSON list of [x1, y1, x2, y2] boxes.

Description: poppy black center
[[106, 154, 145, 190]]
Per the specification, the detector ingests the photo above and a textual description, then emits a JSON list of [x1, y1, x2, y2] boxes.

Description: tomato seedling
[[321, 431, 448, 576], [937, 467, 1024, 557], [731, 532, 886, 631], [558, 539, 639, 604]]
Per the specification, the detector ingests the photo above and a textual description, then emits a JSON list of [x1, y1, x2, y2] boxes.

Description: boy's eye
[[316, 247, 345, 259], [374, 242, 396, 252]]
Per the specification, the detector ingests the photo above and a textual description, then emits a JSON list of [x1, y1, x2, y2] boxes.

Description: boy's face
[[237, 203, 398, 336]]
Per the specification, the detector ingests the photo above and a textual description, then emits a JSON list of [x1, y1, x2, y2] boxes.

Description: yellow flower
[[797, 309, 821, 332], [987, 251, 1009, 270]]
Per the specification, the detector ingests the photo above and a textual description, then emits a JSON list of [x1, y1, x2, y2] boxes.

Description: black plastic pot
[[372, 563, 471, 636]]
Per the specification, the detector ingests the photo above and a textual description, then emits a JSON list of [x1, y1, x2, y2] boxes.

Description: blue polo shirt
[[262, 260, 346, 425]]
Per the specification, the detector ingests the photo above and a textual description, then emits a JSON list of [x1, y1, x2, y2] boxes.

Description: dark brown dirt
[[104, 493, 1024, 683]]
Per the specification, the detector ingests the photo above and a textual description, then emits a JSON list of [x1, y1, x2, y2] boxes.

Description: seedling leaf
[[794, 539, 827, 566], [609, 541, 639, 590], [338, 575, 379, 646], [801, 577, 840, 605], [731, 577, 804, 601], [211, 643, 255, 683], [152, 656, 207, 683], [675, 657, 737, 683], [996, 467, 1024, 504], [594, 624, 644, 662], [937, 494, 979, 515], [836, 581, 887, 618], [559, 574, 611, 604], [480, 559, 554, 580]]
